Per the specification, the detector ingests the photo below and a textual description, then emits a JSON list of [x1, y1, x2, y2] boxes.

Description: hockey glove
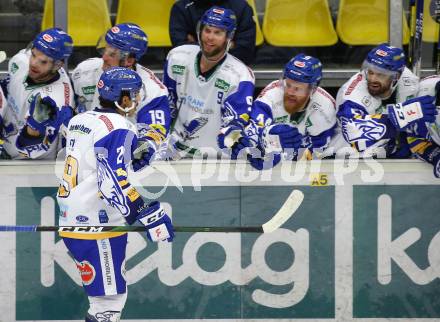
[[137, 201, 174, 242], [262, 123, 303, 154], [247, 152, 281, 170], [27, 94, 73, 136], [218, 123, 252, 159], [388, 95, 437, 131]]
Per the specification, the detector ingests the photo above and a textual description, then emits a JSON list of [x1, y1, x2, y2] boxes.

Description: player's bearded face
[[28, 48, 59, 83], [283, 79, 312, 114], [366, 69, 393, 97], [200, 25, 228, 59]]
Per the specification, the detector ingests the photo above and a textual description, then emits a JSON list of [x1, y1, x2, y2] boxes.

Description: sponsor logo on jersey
[[214, 78, 230, 91], [75, 260, 96, 285], [69, 123, 92, 134], [82, 85, 96, 95], [10, 62, 19, 74], [305, 118, 313, 128], [98, 210, 109, 224], [75, 215, 89, 223], [171, 65, 185, 75], [42, 34, 53, 43]]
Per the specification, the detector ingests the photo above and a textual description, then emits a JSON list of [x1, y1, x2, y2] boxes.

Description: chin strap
[[115, 101, 136, 117]]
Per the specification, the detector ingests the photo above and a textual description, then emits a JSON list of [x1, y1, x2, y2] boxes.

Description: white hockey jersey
[[334, 67, 419, 156], [251, 80, 337, 152], [163, 44, 255, 158], [416, 75, 440, 145], [3, 49, 74, 159], [72, 58, 171, 135], [57, 109, 144, 239]]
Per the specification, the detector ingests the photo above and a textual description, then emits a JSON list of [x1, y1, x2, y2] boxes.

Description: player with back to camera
[[72, 23, 171, 169], [57, 67, 174, 322]]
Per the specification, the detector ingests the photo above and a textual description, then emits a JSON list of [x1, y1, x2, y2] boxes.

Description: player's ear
[[124, 57, 136, 68]]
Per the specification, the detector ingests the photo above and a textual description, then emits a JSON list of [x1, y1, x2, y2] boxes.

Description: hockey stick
[[430, 0, 440, 73], [0, 189, 304, 234], [409, 0, 416, 65], [412, 0, 424, 77]]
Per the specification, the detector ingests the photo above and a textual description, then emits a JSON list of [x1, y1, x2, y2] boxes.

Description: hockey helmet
[[104, 23, 148, 60], [98, 67, 142, 102], [33, 28, 73, 61], [363, 43, 405, 75], [199, 6, 237, 38], [284, 54, 323, 86]]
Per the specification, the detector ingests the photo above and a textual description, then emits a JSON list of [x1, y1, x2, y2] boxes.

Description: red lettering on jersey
[[345, 74, 363, 96], [76, 260, 96, 285], [316, 87, 336, 108], [257, 80, 282, 98], [63, 82, 70, 106], [141, 66, 166, 90], [99, 115, 114, 131]]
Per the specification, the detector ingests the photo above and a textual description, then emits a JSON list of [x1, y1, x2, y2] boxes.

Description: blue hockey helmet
[[104, 23, 148, 60], [363, 43, 405, 74], [33, 28, 73, 61], [199, 6, 237, 37], [283, 54, 323, 85], [98, 67, 142, 102]]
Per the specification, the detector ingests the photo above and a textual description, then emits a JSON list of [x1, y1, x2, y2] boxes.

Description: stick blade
[[262, 189, 304, 233]]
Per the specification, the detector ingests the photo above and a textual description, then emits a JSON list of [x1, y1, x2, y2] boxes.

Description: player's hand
[[132, 138, 156, 172], [218, 124, 251, 159], [262, 123, 302, 153], [27, 94, 73, 135], [247, 152, 281, 170], [388, 95, 437, 131], [136, 201, 174, 242]]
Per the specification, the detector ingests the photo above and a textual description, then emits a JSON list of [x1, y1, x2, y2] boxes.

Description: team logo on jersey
[[341, 117, 386, 143], [75, 260, 96, 286], [294, 61, 306, 68], [42, 33, 53, 42], [215, 78, 230, 91], [180, 117, 209, 140], [111, 26, 120, 33], [172, 65, 185, 75]]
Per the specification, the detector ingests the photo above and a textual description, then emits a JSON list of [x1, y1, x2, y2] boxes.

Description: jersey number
[[58, 155, 79, 198], [149, 110, 166, 125]]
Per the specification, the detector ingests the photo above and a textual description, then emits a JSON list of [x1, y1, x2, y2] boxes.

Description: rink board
[[0, 159, 439, 322]]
